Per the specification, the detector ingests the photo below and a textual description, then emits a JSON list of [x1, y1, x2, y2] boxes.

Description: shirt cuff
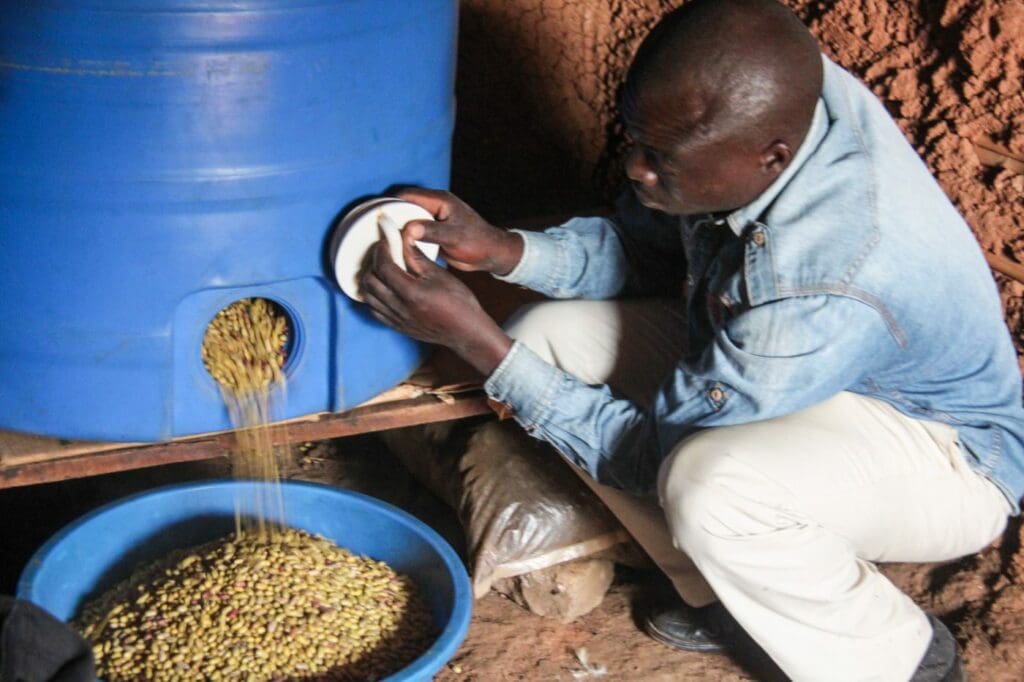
[[492, 229, 563, 291], [483, 340, 560, 428]]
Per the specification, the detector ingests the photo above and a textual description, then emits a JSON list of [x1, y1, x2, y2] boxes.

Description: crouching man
[[359, 1, 1024, 679]]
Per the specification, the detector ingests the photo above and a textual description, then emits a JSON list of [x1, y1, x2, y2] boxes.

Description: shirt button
[[708, 387, 724, 402], [751, 231, 766, 247]]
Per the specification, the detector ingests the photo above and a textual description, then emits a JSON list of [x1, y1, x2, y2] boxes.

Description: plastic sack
[[382, 416, 629, 599]]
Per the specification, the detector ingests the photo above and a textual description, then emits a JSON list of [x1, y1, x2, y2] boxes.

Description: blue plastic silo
[[0, 0, 458, 440]]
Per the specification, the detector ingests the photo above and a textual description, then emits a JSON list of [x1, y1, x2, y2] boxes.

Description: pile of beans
[[76, 528, 436, 681], [202, 298, 289, 394]]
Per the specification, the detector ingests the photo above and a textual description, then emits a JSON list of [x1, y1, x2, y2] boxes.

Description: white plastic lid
[[332, 198, 441, 302]]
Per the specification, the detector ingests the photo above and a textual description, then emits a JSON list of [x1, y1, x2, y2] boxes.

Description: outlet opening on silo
[[201, 298, 295, 394]]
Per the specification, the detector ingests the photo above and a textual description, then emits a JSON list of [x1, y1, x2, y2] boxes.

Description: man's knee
[[658, 429, 796, 560], [503, 301, 566, 366]]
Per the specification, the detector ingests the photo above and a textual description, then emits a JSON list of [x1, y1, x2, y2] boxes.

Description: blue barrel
[[0, 1, 458, 440]]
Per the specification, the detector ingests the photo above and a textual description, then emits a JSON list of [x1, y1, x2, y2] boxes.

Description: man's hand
[[396, 188, 524, 276], [359, 233, 513, 376]]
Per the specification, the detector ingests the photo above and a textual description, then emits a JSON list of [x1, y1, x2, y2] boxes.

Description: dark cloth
[[0, 596, 94, 682]]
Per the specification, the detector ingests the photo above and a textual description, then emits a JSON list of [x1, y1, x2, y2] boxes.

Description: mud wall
[[450, 0, 674, 221]]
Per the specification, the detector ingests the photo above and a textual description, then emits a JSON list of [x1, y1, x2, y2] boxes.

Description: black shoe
[[911, 615, 965, 682], [643, 601, 741, 653]]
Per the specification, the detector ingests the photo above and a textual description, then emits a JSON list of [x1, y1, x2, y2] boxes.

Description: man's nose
[[625, 146, 658, 186]]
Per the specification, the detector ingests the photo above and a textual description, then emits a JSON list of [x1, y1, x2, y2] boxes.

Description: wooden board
[[0, 385, 490, 489]]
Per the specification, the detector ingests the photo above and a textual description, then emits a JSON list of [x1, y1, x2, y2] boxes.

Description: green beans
[[76, 528, 436, 681], [202, 297, 292, 539], [201, 298, 289, 395]]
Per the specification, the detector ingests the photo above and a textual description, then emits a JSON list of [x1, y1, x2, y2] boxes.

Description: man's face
[[622, 92, 771, 216]]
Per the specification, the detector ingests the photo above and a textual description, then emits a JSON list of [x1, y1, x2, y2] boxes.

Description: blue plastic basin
[[17, 480, 473, 681]]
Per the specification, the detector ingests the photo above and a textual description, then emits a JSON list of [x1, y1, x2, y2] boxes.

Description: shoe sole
[[644, 619, 727, 653]]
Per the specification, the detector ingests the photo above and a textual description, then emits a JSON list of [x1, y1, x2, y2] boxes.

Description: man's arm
[[362, 226, 898, 494], [497, 190, 687, 300]]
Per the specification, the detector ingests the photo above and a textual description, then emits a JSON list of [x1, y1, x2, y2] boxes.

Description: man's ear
[[760, 140, 792, 177]]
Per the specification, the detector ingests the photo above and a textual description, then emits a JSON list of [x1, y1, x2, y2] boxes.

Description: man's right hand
[[396, 188, 524, 276]]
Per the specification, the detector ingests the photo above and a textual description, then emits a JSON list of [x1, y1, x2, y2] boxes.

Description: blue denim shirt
[[484, 56, 1024, 511]]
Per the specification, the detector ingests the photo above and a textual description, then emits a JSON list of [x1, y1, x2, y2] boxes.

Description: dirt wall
[[451, 0, 674, 221]]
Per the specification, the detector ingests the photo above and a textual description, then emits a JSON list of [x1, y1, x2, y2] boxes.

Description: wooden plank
[[0, 391, 490, 489], [0, 382, 429, 467], [286, 390, 490, 442]]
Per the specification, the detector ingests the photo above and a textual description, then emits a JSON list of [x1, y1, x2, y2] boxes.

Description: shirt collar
[[720, 97, 829, 236]]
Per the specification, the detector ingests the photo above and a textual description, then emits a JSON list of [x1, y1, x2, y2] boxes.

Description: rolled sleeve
[[483, 340, 561, 428], [492, 218, 629, 299], [484, 340, 658, 492], [492, 229, 557, 291]]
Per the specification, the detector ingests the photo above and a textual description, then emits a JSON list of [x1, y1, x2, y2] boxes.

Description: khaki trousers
[[505, 299, 1011, 682]]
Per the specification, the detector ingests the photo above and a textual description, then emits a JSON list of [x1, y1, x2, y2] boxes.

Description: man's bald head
[[620, 0, 823, 215], [623, 0, 822, 153]]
